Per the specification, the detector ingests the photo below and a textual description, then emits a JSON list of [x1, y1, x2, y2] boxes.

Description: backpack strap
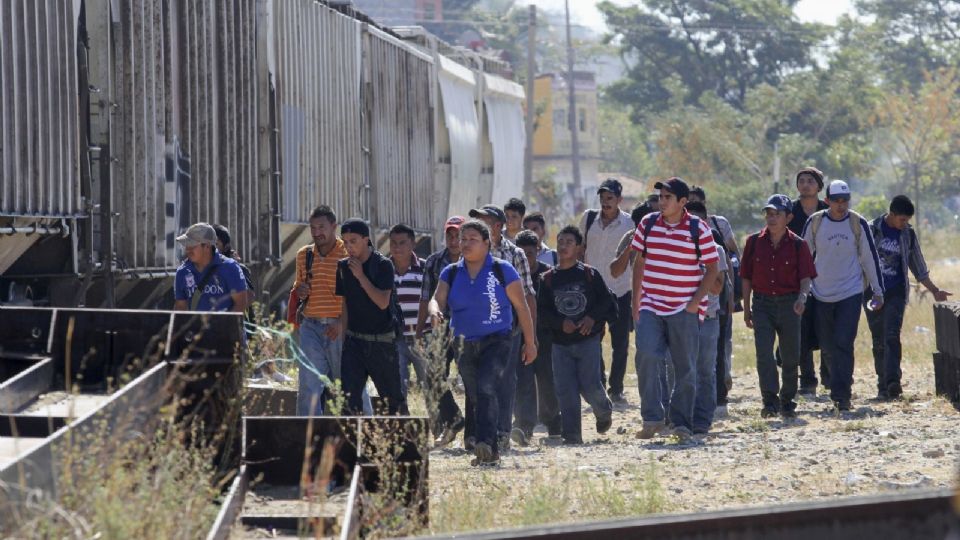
[[585, 209, 599, 235], [190, 262, 220, 311], [689, 216, 702, 261], [447, 263, 459, 288], [639, 212, 661, 259], [491, 259, 507, 287], [551, 250, 558, 266], [809, 210, 825, 256], [305, 246, 315, 280], [848, 210, 863, 259]]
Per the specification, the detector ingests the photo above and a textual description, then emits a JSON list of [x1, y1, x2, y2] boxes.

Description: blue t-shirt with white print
[[877, 219, 905, 290], [441, 254, 519, 341], [174, 251, 248, 311]]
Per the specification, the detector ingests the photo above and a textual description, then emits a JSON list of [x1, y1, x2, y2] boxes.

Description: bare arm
[[415, 299, 430, 337], [920, 277, 953, 302], [428, 280, 449, 324], [174, 300, 188, 311], [741, 277, 753, 329], [230, 291, 249, 313], [686, 262, 719, 314], [631, 255, 646, 322], [610, 248, 632, 279]]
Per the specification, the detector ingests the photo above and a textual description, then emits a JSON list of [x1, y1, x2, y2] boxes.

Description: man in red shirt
[[631, 177, 720, 441], [741, 194, 817, 418]]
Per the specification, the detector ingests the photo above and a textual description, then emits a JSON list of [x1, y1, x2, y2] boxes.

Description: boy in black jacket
[[538, 226, 615, 444]]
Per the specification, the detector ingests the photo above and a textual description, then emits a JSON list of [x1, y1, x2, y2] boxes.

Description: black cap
[[597, 178, 623, 197], [762, 194, 792, 213], [653, 177, 690, 200], [468, 204, 507, 224], [340, 218, 371, 238]]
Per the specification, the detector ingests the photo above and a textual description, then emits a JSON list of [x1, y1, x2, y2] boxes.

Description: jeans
[[752, 293, 801, 408], [397, 338, 428, 399], [600, 292, 634, 396], [865, 286, 907, 391], [635, 309, 700, 429], [514, 331, 561, 435], [815, 294, 862, 402], [716, 312, 730, 406], [552, 334, 613, 442], [342, 335, 406, 415], [497, 329, 522, 437], [457, 332, 513, 449], [798, 296, 829, 388], [694, 316, 720, 431], [297, 318, 342, 416]]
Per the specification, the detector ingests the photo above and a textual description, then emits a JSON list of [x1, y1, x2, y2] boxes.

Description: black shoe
[[596, 416, 612, 434], [464, 436, 476, 451], [562, 437, 583, 445], [609, 391, 628, 406], [887, 382, 903, 400], [875, 389, 890, 401], [760, 405, 779, 418], [798, 385, 817, 397], [780, 408, 797, 419], [692, 426, 709, 434], [834, 399, 851, 412]]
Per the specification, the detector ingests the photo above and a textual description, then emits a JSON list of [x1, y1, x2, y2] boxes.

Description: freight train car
[[0, 0, 526, 310]]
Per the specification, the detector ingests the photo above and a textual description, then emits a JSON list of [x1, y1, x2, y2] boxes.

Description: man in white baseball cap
[[173, 222, 249, 312]]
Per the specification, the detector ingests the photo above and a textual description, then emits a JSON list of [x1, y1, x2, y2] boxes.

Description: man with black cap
[[468, 204, 537, 450], [174, 222, 249, 313], [631, 177, 720, 441], [802, 180, 885, 412], [741, 195, 817, 418], [790, 167, 830, 395], [579, 178, 637, 407], [336, 218, 406, 415]]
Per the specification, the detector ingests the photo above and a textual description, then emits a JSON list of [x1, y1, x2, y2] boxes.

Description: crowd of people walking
[[170, 166, 952, 466]]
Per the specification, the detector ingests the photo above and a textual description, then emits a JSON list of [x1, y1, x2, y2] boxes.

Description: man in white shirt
[[579, 178, 638, 406]]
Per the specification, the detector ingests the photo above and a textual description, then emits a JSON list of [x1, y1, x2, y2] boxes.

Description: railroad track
[[0, 307, 428, 540]]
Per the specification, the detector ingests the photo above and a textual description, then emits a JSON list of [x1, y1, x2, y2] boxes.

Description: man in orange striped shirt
[[292, 206, 348, 416]]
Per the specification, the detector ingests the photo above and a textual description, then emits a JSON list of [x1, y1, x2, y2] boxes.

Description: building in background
[[532, 71, 600, 220]]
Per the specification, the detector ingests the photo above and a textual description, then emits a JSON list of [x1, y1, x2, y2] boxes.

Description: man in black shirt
[[538, 226, 615, 444], [336, 218, 406, 415], [789, 167, 830, 395], [512, 230, 562, 444]]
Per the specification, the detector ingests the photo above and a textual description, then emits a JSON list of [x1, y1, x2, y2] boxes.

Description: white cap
[[826, 180, 851, 199], [176, 223, 217, 247]]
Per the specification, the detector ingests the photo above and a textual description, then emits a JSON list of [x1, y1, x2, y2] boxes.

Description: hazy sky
[[526, 0, 856, 32]]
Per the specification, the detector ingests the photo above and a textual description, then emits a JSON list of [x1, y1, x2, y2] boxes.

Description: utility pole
[[523, 5, 536, 200], [564, 0, 582, 209], [772, 141, 780, 194]]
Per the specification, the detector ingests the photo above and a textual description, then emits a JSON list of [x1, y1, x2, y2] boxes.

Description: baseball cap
[[176, 223, 217, 248], [444, 216, 466, 231], [825, 180, 851, 201], [762, 194, 793, 213], [340, 218, 371, 237], [468, 204, 507, 224], [597, 178, 623, 197], [653, 177, 690, 200]]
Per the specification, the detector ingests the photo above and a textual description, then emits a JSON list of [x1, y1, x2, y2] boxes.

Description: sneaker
[[472, 442, 498, 466], [834, 399, 851, 412], [887, 382, 903, 400], [510, 427, 530, 447], [780, 408, 798, 419], [433, 418, 465, 449], [609, 391, 628, 406], [596, 416, 612, 435], [713, 404, 728, 419], [798, 385, 817, 397], [670, 426, 694, 443], [760, 405, 779, 418], [497, 434, 511, 453], [636, 421, 668, 439], [464, 436, 476, 451]]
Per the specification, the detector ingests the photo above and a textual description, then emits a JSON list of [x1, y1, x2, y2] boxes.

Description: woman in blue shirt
[[428, 220, 537, 466]]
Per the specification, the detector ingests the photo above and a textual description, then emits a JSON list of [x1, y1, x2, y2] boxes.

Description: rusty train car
[[0, 0, 526, 310]]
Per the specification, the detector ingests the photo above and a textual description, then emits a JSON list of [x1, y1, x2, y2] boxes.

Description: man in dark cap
[[789, 167, 830, 395], [336, 218, 406, 415]]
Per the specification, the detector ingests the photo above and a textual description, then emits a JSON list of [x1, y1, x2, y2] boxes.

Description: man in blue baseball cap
[[741, 195, 817, 418]]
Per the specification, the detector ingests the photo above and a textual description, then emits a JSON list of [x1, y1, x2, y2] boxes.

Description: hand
[[793, 299, 806, 316], [632, 297, 641, 323], [743, 310, 754, 329], [933, 289, 953, 302], [522, 341, 538, 365], [562, 319, 578, 334], [870, 294, 884, 311], [347, 257, 365, 279], [429, 311, 444, 329], [323, 320, 341, 340], [684, 300, 700, 315], [578, 316, 596, 335], [295, 282, 311, 299]]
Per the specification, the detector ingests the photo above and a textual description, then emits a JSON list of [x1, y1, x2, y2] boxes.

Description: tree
[[872, 68, 960, 236], [598, 0, 826, 119], [597, 98, 656, 178]]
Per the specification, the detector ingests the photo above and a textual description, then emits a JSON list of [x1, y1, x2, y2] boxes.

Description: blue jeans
[[297, 318, 342, 416], [815, 294, 862, 402], [397, 338, 427, 399], [497, 329, 522, 437], [865, 286, 906, 391], [694, 316, 720, 431], [552, 334, 613, 442], [635, 309, 700, 429], [457, 333, 513, 449]]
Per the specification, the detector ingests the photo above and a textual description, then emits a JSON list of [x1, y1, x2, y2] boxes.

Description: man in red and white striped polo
[[630, 177, 720, 441]]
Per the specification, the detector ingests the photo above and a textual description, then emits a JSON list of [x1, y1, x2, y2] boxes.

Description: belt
[[345, 330, 396, 343], [754, 292, 799, 300], [304, 316, 339, 324]]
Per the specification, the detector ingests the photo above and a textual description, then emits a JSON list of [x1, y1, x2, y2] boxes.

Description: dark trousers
[[798, 295, 830, 388], [716, 311, 730, 405], [865, 286, 907, 391], [342, 335, 406, 415], [497, 330, 522, 437], [753, 293, 801, 408], [514, 332, 561, 436], [600, 292, 633, 396], [457, 333, 513, 449], [816, 294, 862, 402]]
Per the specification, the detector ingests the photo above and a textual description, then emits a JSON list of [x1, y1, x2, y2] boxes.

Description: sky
[[525, 0, 856, 33]]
